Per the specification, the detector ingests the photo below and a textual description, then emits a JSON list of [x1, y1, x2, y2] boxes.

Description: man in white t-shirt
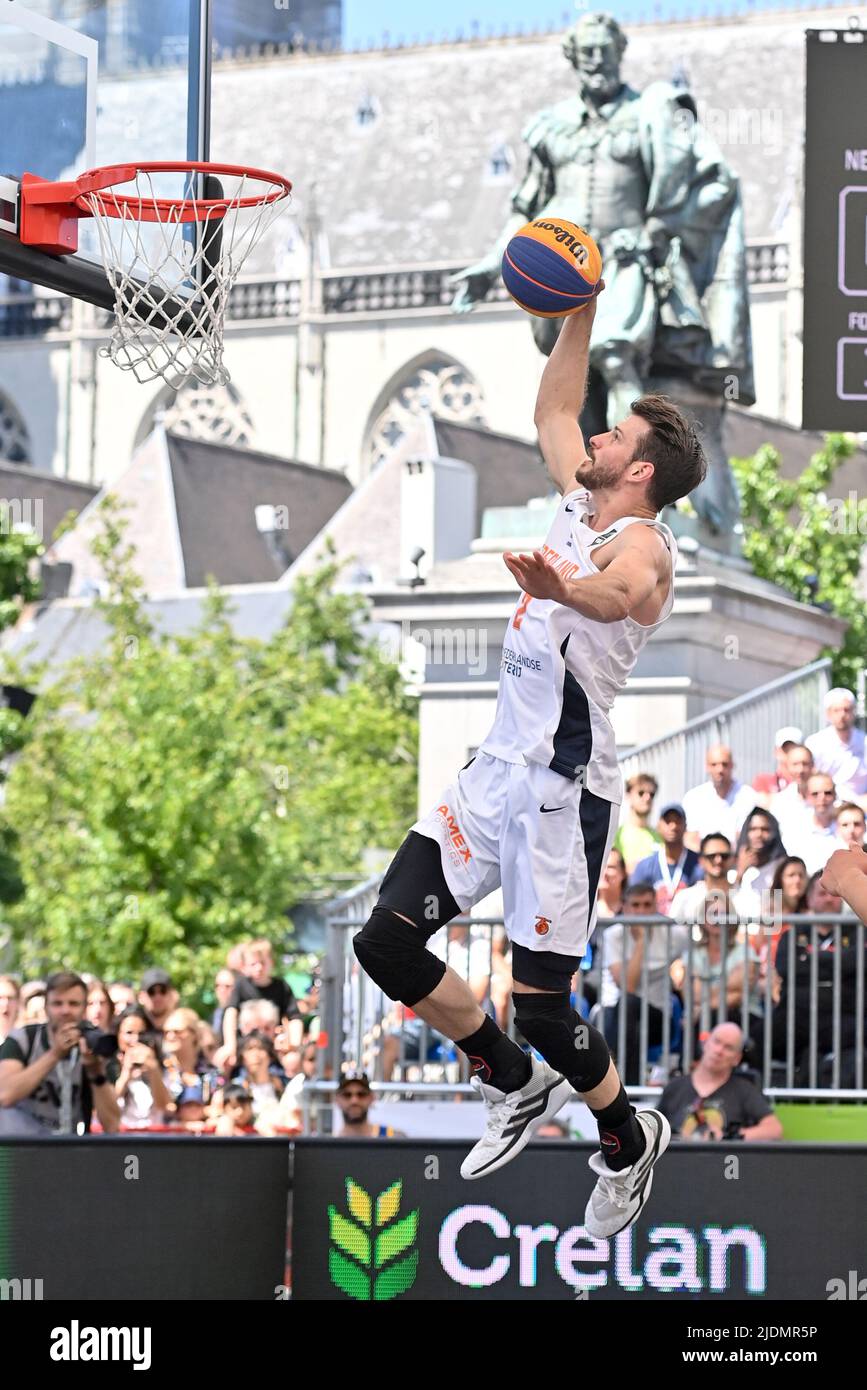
[[806, 688, 867, 802], [670, 832, 736, 926], [682, 746, 756, 852], [784, 773, 840, 875], [835, 802, 866, 851], [770, 744, 814, 843]]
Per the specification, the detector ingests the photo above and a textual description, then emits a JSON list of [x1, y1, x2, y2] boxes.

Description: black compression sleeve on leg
[[512, 991, 612, 1092], [353, 905, 447, 1007]]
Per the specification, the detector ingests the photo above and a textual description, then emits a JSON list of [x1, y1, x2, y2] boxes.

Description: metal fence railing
[[316, 906, 866, 1117], [617, 658, 833, 815]]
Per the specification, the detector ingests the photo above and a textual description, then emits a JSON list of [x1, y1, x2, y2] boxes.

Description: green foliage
[[731, 434, 864, 688], [0, 522, 45, 907], [2, 499, 417, 1002], [0, 523, 42, 633]]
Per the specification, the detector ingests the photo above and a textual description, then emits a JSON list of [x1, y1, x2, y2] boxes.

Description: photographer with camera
[[0, 970, 120, 1135]]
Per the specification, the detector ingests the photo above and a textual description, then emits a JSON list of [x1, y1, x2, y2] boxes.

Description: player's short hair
[[630, 394, 708, 512]]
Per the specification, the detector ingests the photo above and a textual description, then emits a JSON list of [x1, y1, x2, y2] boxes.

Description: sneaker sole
[[585, 1110, 672, 1238], [461, 1076, 573, 1180]]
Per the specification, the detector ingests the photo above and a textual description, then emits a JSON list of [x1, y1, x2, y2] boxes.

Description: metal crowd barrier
[[318, 909, 866, 1105]]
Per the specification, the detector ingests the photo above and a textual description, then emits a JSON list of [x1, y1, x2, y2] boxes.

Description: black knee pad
[[513, 991, 612, 1091], [353, 905, 447, 1007]]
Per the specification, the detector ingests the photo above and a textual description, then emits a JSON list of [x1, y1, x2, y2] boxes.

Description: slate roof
[[165, 433, 352, 587], [0, 461, 97, 544]]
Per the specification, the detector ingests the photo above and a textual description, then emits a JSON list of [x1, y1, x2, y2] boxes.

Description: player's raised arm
[[534, 283, 603, 495]]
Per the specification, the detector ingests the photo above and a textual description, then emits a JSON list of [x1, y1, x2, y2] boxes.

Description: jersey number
[[513, 592, 532, 630]]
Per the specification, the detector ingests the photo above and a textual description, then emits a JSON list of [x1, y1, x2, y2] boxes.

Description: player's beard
[[575, 453, 630, 492]]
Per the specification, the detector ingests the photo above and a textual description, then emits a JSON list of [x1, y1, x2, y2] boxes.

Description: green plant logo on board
[[328, 1178, 419, 1300]]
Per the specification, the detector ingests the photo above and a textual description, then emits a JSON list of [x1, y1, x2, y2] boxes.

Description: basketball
[[501, 218, 602, 318]]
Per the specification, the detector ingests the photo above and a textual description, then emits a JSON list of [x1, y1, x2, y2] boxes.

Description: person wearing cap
[[806, 688, 867, 802], [138, 969, 178, 1035], [751, 726, 803, 807], [628, 803, 702, 915], [334, 1072, 405, 1139]]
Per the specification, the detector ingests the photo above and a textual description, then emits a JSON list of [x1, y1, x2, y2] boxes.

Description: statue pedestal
[[607, 540, 844, 752]]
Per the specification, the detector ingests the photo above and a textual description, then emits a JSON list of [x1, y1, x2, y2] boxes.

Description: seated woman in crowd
[[109, 1005, 173, 1130], [233, 1029, 286, 1134], [769, 871, 862, 1084], [730, 808, 787, 919], [162, 1007, 222, 1121], [83, 977, 114, 1034], [760, 856, 809, 968], [596, 848, 628, 921]]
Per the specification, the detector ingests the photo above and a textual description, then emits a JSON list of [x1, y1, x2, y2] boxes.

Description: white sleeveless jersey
[[479, 487, 677, 805]]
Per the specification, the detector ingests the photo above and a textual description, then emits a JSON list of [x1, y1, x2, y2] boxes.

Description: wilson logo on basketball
[[534, 916, 552, 936], [531, 220, 590, 264], [437, 805, 472, 862]]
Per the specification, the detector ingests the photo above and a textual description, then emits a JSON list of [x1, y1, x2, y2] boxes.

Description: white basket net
[[80, 169, 289, 389]]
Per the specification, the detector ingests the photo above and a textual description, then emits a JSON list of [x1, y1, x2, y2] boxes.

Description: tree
[[731, 434, 864, 689], [0, 519, 45, 916], [2, 500, 417, 1004]]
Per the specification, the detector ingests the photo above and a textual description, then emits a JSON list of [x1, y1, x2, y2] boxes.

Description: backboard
[[0, 0, 213, 308]]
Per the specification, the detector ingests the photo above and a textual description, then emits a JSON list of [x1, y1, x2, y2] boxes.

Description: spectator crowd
[[0, 939, 324, 1138], [598, 688, 867, 1094], [1, 688, 866, 1144]]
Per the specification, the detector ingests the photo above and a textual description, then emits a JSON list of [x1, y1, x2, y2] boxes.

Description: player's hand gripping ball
[[502, 218, 602, 318]]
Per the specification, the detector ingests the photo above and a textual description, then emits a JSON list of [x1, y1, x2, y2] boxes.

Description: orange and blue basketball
[[502, 218, 602, 318]]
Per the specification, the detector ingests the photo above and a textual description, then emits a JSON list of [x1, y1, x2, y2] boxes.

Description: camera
[[76, 1021, 117, 1059]]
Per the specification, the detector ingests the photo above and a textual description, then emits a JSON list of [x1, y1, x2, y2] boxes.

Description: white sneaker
[[460, 1056, 573, 1180], [584, 1109, 671, 1238]]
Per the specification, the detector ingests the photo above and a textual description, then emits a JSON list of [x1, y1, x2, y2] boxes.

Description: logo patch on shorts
[[436, 804, 472, 863], [534, 915, 552, 936]]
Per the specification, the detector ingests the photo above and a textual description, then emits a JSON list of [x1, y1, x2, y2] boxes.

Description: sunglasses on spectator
[[702, 851, 731, 861], [147, 985, 170, 996]]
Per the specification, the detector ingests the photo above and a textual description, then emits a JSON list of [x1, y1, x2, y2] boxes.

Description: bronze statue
[[451, 13, 755, 547]]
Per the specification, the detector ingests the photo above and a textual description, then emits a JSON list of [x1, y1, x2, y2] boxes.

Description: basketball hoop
[[20, 161, 292, 388]]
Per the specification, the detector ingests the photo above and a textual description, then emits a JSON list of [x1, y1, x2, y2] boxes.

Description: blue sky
[[343, 0, 817, 47]]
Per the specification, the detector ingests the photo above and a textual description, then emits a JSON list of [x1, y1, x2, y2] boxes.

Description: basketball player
[[353, 285, 707, 1236]]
